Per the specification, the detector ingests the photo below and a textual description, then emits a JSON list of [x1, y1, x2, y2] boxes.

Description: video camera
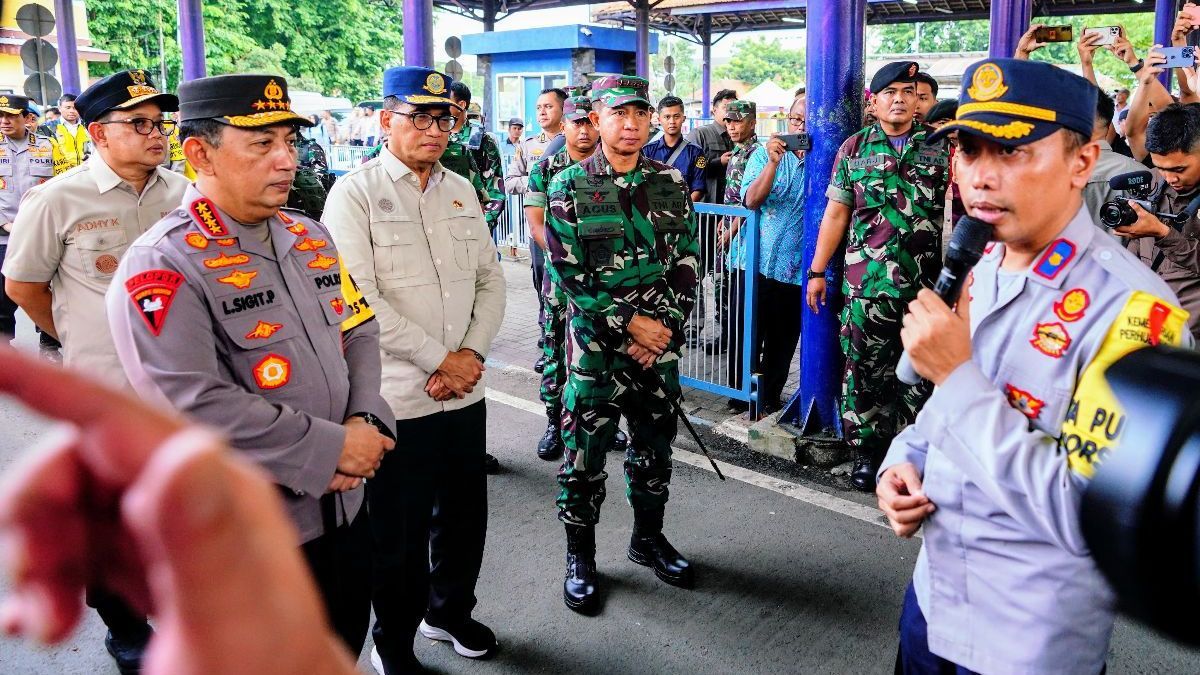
[[1083, 346, 1200, 647], [1099, 171, 1200, 231]]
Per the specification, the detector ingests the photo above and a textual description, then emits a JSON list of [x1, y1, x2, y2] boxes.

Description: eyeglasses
[[786, 116, 806, 127], [99, 118, 177, 136], [389, 110, 457, 132]]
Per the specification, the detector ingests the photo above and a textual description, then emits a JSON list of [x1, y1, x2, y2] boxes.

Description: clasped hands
[[426, 349, 485, 402], [626, 315, 672, 369]]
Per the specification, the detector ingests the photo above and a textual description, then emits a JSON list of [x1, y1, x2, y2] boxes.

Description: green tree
[[871, 21, 991, 54], [716, 37, 805, 87], [85, 0, 403, 101], [1026, 14, 1155, 88]]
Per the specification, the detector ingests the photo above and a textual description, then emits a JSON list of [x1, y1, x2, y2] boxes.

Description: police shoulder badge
[[1053, 288, 1090, 323], [1030, 321, 1072, 358], [1033, 239, 1076, 280], [695, 155, 707, 169], [967, 63, 1008, 102], [125, 269, 185, 337]]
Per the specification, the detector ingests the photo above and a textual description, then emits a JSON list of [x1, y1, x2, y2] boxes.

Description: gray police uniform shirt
[[503, 129, 561, 195], [2, 155, 189, 386], [1081, 140, 1148, 230], [882, 206, 1192, 675], [0, 132, 55, 241], [106, 185, 394, 543], [322, 147, 506, 421], [1131, 181, 1200, 340]]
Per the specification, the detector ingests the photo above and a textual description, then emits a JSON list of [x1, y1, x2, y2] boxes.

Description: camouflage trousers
[[556, 364, 681, 527], [839, 296, 932, 455], [539, 269, 568, 409]]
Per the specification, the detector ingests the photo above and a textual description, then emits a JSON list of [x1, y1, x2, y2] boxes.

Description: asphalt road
[[0, 316, 1196, 674]]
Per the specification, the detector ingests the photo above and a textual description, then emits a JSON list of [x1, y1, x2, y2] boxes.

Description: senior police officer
[[523, 93, 611, 462], [2, 69, 187, 674], [806, 61, 953, 492], [105, 74, 396, 660], [544, 75, 700, 614], [878, 58, 1192, 675], [0, 95, 54, 342], [322, 66, 506, 673]]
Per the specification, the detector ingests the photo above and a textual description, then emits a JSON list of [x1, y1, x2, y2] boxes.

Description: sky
[[432, 4, 808, 72]]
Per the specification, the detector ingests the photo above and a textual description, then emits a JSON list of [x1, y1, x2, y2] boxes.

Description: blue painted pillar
[[53, 0, 80, 95], [404, 0, 434, 68], [782, 0, 867, 436], [635, 0, 650, 79], [177, 0, 206, 81], [701, 14, 712, 113], [988, 0, 1033, 59], [1155, 0, 1176, 89]]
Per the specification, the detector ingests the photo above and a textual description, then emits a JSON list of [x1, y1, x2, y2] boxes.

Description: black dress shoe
[[533, 355, 547, 373], [610, 428, 629, 453], [484, 453, 500, 474], [850, 454, 878, 492], [628, 532, 695, 589], [564, 525, 600, 615], [537, 417, 564, 461], [105, 628, 152, 675]]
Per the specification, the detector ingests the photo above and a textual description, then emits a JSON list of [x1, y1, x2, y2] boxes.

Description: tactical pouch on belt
[[573, 175, 624, 268], [645, 174, 688, 233]]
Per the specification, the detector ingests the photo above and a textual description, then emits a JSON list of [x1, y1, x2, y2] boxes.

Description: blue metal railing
[[680, 202, 761, 410]]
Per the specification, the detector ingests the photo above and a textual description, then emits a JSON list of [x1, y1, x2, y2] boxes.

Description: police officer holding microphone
[[879, 58, 1192, 674]]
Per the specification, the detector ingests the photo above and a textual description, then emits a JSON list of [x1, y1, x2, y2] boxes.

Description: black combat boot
[[533, 354, 547, 373], [564, 524, 600, 614], [537, 406, 564, 461], [610, 428, 629, 453], [628, 509, 694, 589], [850, 450, 879, 492]]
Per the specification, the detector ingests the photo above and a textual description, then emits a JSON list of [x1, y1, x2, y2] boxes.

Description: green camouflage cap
[[723, 99, 756, 121], [566, 83, 591, 99], [563, 95, 593, 121], [590, 75, 651, 108]]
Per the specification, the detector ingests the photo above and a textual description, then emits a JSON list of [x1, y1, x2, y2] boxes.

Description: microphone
[[1108, 170, 1152, 192], [896, 215, 995, 385]]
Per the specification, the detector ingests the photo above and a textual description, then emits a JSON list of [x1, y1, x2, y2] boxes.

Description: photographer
[[1083, 90, 1149, 222], [1116, 102, 1200, 340]]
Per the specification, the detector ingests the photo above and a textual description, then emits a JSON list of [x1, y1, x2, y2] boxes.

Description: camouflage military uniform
[[825, 122, 950, 454], [545, 149, 700, 526], [528, 147, 578, 412], [722, 140, 761, 208], [463, 127, 505, 233], [442, 134, 504, 229]]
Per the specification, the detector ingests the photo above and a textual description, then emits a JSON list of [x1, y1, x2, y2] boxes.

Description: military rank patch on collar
[[190, 198, 229, 237], [1033, 239, 1075, 280], [125, 269, 185, 337]]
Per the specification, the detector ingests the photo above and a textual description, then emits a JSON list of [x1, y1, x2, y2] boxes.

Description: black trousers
[[369, 401, 488, 664], [725, 272, 803, 407], [0, 243, 17, 339], [301, 506, 373, 658], [85, 586, 149, 639]]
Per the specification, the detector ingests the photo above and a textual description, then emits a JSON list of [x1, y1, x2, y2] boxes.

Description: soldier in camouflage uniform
[[448, 83, 504, 231], [545, 76, 700, 614], [717, 100, 761, 399], [805, 61, 952, 492], [462, 101, 506, 234]]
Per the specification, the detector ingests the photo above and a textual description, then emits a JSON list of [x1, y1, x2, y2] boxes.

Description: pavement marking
[[483, 387, 902, 536]]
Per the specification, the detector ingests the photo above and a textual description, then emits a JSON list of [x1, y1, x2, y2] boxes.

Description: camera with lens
[[1099, 170, 1161, 229], [1083, 346, 1200, 647]]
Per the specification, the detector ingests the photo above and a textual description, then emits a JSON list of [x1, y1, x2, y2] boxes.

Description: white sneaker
[[370, 646, 385, 673]]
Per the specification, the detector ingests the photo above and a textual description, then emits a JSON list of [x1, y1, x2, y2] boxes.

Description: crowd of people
[[2, 8, 1200, 675]]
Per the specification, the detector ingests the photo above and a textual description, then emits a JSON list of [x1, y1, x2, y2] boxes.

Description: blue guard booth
[[462, 24, 658, 134]]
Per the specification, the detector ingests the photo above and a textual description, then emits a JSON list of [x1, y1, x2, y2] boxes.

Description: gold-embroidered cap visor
[[927, 110, 1059, 148], [221, 109, 315, 128]]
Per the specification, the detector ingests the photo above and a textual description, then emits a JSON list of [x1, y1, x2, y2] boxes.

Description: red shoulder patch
[[125, 269, 185, 336], [189, 198, 229, 237]]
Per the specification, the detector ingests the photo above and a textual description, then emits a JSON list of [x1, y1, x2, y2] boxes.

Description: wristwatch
[[807, 269, 825, 280], [352, 412, 396, 441], [466, 348, 485, 364]]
